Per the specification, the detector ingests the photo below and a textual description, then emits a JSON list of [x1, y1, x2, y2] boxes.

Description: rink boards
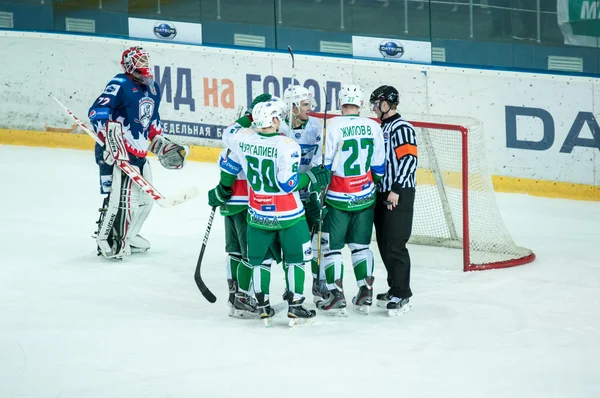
[[1, 31, 599, 201]]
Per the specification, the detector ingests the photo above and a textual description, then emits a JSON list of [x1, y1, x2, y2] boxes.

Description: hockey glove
[[208, 184, 233, 207], [149, 135, 190, 170], [306, 166, 331, 194], [304, 191, 328, 229], [245, 93, 273, 116]]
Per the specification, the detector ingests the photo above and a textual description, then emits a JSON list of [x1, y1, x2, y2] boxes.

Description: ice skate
[[316, 280, 348, 317], [387, 297, 411, 317], [256, 293, 275, 327], [231, 292, 259, 319], [282, 288, 293, 303], [376, 290, 392, 308], [352, 277, 374, 315], [287, 297, 316, 327], [312, 278, 329, 304]]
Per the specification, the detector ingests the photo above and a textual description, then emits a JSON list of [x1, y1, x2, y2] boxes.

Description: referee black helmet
[[369, 85, 399, 106]]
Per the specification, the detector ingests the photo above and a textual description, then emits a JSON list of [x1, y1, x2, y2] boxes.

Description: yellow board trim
[[1, 128, 598, 201], [0, 128, 221, 163]]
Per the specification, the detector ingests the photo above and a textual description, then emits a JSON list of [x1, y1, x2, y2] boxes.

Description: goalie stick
[[51, 96, 199, 209]]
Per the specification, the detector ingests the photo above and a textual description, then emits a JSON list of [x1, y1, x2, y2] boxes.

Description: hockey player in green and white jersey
[[209, 94, 274, 318], [210, 99, 331, 326], [280, 85, 330, 303], [313, 84, 386, 316]]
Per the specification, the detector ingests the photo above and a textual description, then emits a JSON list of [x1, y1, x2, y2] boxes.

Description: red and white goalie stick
[[51, 96, 199, 209]]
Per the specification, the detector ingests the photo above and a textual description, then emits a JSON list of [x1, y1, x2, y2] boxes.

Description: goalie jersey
[[88, 73, 163, 159]]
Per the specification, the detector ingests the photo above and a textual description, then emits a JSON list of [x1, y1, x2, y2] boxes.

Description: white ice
[[1, 145, 599, 398]]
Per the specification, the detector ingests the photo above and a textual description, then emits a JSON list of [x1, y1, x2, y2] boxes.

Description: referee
[[369, 85, 416, 314]]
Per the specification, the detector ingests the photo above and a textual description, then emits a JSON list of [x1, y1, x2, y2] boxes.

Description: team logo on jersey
[[103, 84, 121, 96], [136, 98, 155, 129], [153, 22, 177, 40]]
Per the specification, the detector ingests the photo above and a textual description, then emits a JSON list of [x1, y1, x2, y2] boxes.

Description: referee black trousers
[[374, 188, 415, 299]]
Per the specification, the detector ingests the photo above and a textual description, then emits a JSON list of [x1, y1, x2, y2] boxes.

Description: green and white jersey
[[280, 116, 323, 200], [314, 114, 386, 211], [224, 129, 305, 230], [217, 147, 248, 217]]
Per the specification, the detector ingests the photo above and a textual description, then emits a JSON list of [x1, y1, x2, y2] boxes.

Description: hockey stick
[[193, 206, 217, 303], [287, 45, 295, 130], [315, 90, 330, 285], [51, 96, 199, 209]]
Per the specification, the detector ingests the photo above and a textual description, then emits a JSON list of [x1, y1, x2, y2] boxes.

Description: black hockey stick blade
[[288, 45, 295, 69], [194, 206, 217, 303]]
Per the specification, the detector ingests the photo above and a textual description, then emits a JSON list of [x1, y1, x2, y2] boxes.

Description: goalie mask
[[121, 46, 154, 86], [283, 86, 317, 111], [338, 84, 364, 109], [252, 98, 288, 129]]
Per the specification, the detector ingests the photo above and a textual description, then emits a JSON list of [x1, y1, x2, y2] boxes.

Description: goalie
[[89, 46, 189, 259]]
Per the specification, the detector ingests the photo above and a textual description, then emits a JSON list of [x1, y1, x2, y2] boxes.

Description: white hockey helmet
[[252, 97, 288, 128], [338, 84, 364, 108], [283, 85, 317, 110]]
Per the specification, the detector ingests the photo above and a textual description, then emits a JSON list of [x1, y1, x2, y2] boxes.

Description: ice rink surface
[[1, 145, 599, 398]]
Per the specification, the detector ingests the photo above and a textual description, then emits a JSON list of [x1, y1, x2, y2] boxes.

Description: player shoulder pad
[[238, 127, 256, 136]]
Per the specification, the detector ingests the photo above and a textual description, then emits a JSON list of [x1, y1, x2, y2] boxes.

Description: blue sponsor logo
[[89, 108, 110, 120], [261, 205, 276, 211], [112, 77, 126, 83], [291, 151, 300, 158], [300, 158, 311, 165], [300, 145, 316, 155], [378, 40, 404, 59], [304, 247, 312, 256], [153, 22, 177, 40], [220, 157, 241, 174], [361, 182, 371, 190], [295, 132, 302, 139]]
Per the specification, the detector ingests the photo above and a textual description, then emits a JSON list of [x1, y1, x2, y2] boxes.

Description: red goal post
[[309, 111, 535, 272]]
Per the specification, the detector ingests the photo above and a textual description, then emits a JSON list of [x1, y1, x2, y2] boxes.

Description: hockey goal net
[[311, 112, 535, 271]]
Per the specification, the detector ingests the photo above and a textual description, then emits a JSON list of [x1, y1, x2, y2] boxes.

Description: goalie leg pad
[[96, 167, 134, 259], [128, 161, 153, 253]]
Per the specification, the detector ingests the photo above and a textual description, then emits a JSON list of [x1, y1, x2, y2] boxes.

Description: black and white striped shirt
[[378, 113, 418, 192]]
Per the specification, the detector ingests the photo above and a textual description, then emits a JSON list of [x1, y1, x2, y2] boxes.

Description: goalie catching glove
[[149, 135, 190, 169]]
